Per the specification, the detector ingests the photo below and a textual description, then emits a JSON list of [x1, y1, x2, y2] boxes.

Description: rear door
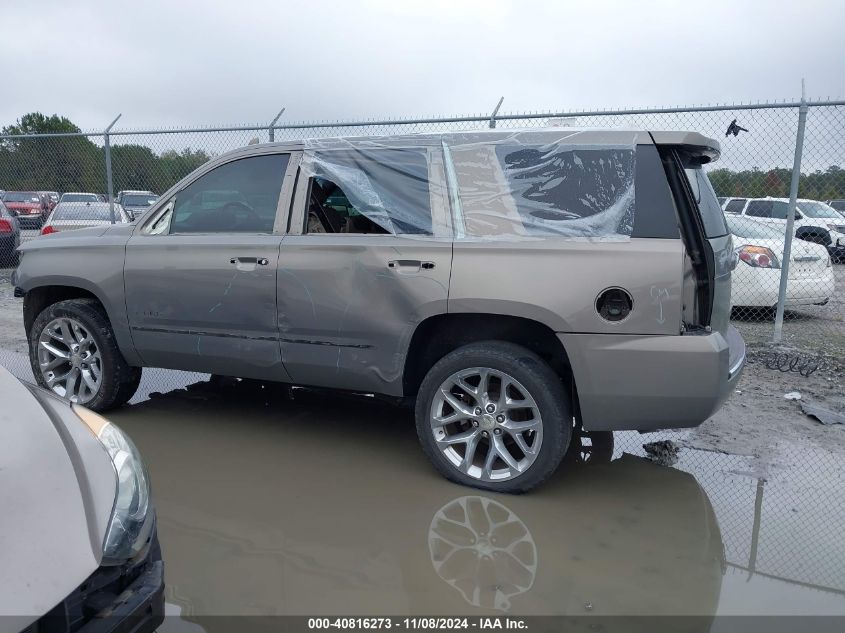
[[277, 144, 453, 396], [124, 151, 298, 380]]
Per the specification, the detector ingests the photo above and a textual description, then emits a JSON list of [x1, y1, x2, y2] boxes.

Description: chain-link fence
[[1, 98, 844, 606], [2, 100, 843, 364]]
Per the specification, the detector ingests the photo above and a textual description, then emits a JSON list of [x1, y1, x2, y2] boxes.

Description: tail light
[[737, 245, 780, 269], [41, 225, 56, 235], [0, 219, 12, 234]]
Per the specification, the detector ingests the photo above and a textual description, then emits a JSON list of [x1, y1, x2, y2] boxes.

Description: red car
[[1, 191, 49, 229]]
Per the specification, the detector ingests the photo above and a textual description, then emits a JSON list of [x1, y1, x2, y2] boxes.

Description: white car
[[722, 197, 845, 249], [728, 216, 835, 308], [41, 201, 131, 235]]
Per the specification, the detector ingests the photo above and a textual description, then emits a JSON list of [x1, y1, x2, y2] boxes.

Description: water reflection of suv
[[15, 129, 745, 492]]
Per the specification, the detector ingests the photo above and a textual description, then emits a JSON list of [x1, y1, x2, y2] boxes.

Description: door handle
[[387, 260, 435, 270], [229, 257, 269, 266]]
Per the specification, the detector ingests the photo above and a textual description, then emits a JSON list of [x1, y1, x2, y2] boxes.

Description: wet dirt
[[107, 379, 845, 620]]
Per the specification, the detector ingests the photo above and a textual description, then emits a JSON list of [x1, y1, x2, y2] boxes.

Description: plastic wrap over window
[[301, 138, 449, 237], [444, 131, 637, 240]]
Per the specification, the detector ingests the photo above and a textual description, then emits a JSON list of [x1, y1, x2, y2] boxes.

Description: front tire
[[415, 341, 571, 493], [29, 299, 141, 411]]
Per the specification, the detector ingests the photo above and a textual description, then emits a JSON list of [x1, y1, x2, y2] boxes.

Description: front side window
[[151, 154, 288, 235]]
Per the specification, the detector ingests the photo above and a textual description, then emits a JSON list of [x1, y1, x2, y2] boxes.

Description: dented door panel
[[276, 236, 451, 395]]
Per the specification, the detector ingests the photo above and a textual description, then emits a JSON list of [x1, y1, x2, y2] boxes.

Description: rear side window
[[301, 148, 433, 236], [684, 167, 728, 237], [448, 139, 636, 238], [745, 200, 773, 218], [724, 199, 746, 214]]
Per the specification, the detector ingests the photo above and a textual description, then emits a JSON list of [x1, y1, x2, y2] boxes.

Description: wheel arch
[[402, 313, 579, 415]]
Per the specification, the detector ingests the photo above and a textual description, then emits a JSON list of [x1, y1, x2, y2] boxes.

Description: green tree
[[1, 113, 104, 192]]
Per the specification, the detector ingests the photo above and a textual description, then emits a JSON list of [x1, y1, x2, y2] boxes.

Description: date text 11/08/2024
[[307, 617, 528, 630]]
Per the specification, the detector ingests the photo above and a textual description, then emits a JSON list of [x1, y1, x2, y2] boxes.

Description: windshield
[[61, 193, 100, 203], [797, 200, 843, 219], [53, 204, 120, 221], [3, 192, 41, 203], [727, 216, 783, 240], [123, 194, 158, 207]]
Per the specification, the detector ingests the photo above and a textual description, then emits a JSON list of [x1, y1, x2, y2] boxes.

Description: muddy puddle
[[105, 378, 845, 621]]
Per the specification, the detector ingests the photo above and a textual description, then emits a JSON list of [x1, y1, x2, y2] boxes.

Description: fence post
[[103, 114, 122, 224], [488, 97, 504, 129], [268, 107, 285, 142], [772, 82, 808, 343]]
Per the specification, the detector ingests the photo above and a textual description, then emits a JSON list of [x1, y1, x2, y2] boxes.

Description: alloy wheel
[[37, 317, 103, 403], [429, 367, 543, 482]]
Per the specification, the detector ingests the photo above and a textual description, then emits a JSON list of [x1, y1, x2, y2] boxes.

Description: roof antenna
[[726, 119, 748, 137]]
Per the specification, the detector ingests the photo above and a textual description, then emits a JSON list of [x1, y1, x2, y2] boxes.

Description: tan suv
[[15, 128, 744, 492]]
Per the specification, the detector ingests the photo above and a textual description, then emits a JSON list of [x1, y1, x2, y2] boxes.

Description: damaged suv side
[[14, 129, 745, 492]]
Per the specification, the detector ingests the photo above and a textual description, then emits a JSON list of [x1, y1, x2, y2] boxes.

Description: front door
[[124, 151, 297, 380]]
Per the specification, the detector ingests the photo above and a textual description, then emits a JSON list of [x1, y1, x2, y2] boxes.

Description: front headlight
[[73, 405, 154, 565]]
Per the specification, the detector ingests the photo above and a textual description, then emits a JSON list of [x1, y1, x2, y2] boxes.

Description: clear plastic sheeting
[[444, 130, 637, 240], [301, 137, 448, 236], [300, 130, 638, 240]]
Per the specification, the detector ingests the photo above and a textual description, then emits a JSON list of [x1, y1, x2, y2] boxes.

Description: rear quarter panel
[[449, 237, 685, 335]]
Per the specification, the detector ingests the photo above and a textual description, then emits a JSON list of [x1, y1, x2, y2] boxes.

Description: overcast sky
[[2, 0, 844, 131]]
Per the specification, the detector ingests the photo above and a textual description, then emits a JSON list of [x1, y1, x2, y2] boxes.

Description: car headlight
[[73, 405, 154, 565]]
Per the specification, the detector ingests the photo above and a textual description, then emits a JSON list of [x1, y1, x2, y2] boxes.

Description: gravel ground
[[2, 264, 843, 470]]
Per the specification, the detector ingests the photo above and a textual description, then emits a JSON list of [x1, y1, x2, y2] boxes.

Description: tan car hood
[[0, 369, 114, 625]]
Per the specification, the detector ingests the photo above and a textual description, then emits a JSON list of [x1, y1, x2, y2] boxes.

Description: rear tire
[[29, 299, 141, 411], [415, 341, 571, 493]]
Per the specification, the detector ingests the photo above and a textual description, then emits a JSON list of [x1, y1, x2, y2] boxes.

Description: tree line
[[0, 113, 210, 195], [2, 112, 844, 202]]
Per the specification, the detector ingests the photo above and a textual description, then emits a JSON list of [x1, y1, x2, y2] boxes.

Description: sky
[[2, 0, 844, 132]]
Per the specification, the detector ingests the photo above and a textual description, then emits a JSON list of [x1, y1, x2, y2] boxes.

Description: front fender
[[15, 232, 140, 366]]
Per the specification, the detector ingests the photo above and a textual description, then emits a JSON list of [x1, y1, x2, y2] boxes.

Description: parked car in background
[[721, 197, 747, 214], [117, 190, 159, 220], [827, 200, 845, 213], [14, 129, 745, 493], [39, 190, 60, 212], [728, 215, 834, 308], [59, 192, 101, 204], [724, 197, 845, 250], [41, 201, 131, 235], [1, 191, 49, 229], [0, 366, 164, 632], [0, 200, 21, 268]]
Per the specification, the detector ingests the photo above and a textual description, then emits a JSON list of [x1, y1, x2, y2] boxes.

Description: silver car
[[41, 201, 131, 235], [117, 190, 159, 220], [0, 366, 163, 631], [13, 128, 745, 492]]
